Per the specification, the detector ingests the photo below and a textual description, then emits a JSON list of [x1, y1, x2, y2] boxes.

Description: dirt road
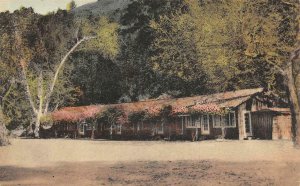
[[0, 139, 300, 185]]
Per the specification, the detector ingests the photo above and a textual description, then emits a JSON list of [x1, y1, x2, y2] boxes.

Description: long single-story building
[[41, 88, 292, 141]]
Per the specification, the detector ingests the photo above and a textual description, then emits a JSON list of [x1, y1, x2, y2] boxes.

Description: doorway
[[244, 112, 253, 137]]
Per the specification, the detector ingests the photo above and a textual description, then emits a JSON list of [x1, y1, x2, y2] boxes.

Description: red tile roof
[[51, 88, 264, 122]]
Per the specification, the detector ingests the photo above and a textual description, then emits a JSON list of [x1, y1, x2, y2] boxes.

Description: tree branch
[[1, 81, 14, 108], [290, 47, 300, 62], [37, 72, 44, 116], [44, 36, 96, 113], [20, 61, 38, 115], [265, 58, 285, 75]]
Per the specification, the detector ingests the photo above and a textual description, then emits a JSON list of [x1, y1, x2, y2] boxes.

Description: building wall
[[272, 115, 292, 140], [237, 97, 269, 140], [45, 95, 291, 141], [209, 122, 239, 139]]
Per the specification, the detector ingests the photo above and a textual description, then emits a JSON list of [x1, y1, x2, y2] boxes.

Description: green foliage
[[1, 83, 33, 130], [243, 1, 297, 58], [0, 8, 121, 130], [150, 13, 203, 82], [118, 0, 208, 100], [40, 114, 53, 123], [66, 0, 77, 12], [128, 111, 146, 124], [146, 0, 298, 94], [70, 51, 122, 104], [128, 105, 173, 123], [159, 105, 173, 118], [240, 0, 298, 94], [97, 107, 124, 125], [0, 8, 40, 129], [78, 17, 120, 58]]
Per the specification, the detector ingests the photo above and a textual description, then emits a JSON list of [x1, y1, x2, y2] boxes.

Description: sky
[[0, 0, 96, 14]]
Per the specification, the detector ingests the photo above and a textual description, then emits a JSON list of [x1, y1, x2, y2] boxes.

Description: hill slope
[[73, 0, 132, 19]]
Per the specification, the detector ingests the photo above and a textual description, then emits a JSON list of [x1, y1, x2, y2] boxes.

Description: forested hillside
[[0, 0, 299, 137], [73, 0, 299, 101]]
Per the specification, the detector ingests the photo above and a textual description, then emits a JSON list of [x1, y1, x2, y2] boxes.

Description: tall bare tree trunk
[[286, 17, 300, 147], [0, 123, 9, 146], [0, 106, 10, 146], [285, 64, 300, 147], [33, 112, 42, 138], [20, 37, 96, 137]]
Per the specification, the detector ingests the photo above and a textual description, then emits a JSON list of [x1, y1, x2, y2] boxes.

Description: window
[[85, 122, 92, 130], [194, 116, 201, 127], [201, 114, 210, 134], [79, 122, 85, 134], [116, 124, 122, 134], [228, 112, 236, 127], [182, 116, 192, 127], [185, 116, 192, 127], [182, 116, 200, 128], [158, 122, 164, 134], [136, 121, 144, 131], [213, 112, 236, 128], [213, 115, 223, 128]]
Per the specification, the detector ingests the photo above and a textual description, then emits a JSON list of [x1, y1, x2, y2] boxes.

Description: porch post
[[91, 121, 95, 139], [221, 127, 225, 139], [110, 124, 113, 139], [181, 117, 184, 135]]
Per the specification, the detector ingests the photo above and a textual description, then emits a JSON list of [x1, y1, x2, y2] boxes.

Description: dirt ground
[[0, 139, 300, 186]]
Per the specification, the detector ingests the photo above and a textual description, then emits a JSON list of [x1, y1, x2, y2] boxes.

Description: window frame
[[183, 115, 192, 128], [182, 115, 201, 128], [157, 122, 164, 134], [116, 124, 122, 134], [213, 115, 223, 128], [201, 114, 210, 134], [212, 111, 236, 128], [228, 111, 236, 128], [78, 121, 86, 134]]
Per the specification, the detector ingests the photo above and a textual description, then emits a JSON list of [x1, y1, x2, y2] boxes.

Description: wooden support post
[[221, 127, 225, 139], [181, 117, 183, 135], [168, 122, 171, 140], [110, 124, 113, 139], [91, 125, 95, 139]]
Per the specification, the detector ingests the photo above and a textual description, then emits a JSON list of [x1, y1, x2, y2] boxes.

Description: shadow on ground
[[1, 160, 300, 186]]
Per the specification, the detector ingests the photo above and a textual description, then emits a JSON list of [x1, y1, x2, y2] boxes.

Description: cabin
[[41, 88, 292, 141]]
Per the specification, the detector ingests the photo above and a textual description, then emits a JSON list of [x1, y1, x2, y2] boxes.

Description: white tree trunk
[[21, 60, 38, 115], [21, 36, 96, 137], [33, 113, 42, 138], [44, 36, 96, 114], [0, 106, 10, 146]]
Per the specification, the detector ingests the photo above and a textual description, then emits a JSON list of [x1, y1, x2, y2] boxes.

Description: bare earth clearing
[[0, 139, 300, 186]]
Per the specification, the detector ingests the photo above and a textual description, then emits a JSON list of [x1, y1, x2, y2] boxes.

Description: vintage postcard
[[0, 0, 300, 185]]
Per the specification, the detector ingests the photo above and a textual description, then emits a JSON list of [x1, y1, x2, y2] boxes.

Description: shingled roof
[[51, 88, 264, 122]]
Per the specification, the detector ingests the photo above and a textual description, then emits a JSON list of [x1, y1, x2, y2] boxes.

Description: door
[[201, 114, 210, 135], [251, 113, 273, 140], [244, 112, 253, 137]]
